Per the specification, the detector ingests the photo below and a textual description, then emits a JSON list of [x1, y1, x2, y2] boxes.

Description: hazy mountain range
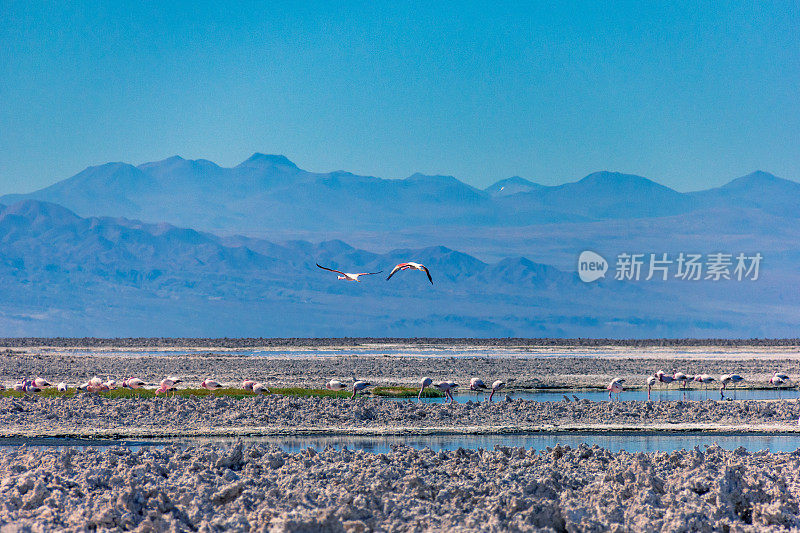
[[0, 155, 798, 337], [4, 155, 798, 238]]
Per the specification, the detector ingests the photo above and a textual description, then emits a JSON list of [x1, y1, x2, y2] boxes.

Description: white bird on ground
[[201, 379, 223, 390], [13, 381, 26, 392], [418, 377, 433, 400], [34, 377, 51, 389], [386, 262, 433, 285], [104, 379, 117, 390], [607, 378, 625, 401], [488, 380, 506, 402], [242, 380, 257, 391], [316, 263, 383, 282], [253, 383, 269, 394], [326, 379, 347, 391], [434, 381, 458, 402], [646, 375, 657, 401], [57, 382, 67, 392], [352, 380, 371, 399]]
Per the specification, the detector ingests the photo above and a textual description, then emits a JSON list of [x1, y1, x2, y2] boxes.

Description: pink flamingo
[[122, 378, 145, 389], [316, 264, 383, 282], [253, 383, 269, 394], [351, 380, 371, 399], [607, 378, 624, 401], [242, 380, 257, 391], [646, 375, 657, 400], [201, 379, 223, 390], [386, 262, 434, 285], [434, 381, 458, 402], [326, 379, 347, 391], [488, 380, 505, 402], [34, 377, 51, 389], [418, 377, 433, 400]]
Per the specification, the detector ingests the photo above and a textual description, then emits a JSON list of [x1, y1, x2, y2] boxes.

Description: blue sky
[[1, 0, 797, 194]]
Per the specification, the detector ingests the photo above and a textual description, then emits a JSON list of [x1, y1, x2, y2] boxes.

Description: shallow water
[[400, 387, 800, 403], [4, 433, 800, 455]]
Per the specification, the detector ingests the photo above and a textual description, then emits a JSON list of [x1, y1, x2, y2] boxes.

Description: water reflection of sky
[[4, 433, 800, 455]]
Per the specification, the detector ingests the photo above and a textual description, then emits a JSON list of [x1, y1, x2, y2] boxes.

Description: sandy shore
[[1, 441, 799, 532], [3, 395, 800, 438], [3, 347, 800, 390]]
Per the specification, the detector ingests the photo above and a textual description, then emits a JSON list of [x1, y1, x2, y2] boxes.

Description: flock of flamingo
[[1, 371, 792, 404], [609, 370, 791, 400]]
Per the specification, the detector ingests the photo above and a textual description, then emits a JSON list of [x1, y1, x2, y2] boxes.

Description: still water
[[4, 433, 800, 455]]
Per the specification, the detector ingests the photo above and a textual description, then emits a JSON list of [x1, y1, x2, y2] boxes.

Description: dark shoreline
[[0, 337, 799, 348]]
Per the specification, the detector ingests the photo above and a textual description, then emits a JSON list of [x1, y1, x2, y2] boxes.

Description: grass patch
[[372, 386, 443, 398], [269, 387, 351, 398]]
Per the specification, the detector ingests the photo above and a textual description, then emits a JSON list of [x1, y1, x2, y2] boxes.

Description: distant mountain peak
[[238, 153, 298, 169], [485, 176, 544, 196]]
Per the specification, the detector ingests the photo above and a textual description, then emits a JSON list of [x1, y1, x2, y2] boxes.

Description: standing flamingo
[[386, 262, 434, 284], [488, 380, 505, 402], [351, 380, 371, 398], [316, 264, 383, 282], [607, 378, 625, 401], [156, 377, 182, 396], [646, 375, 657, 401], [253, 383, 269, 394], [418, 377, 433, 400], [242, 380, 257, 391], [469, 378, 488, 399], [720, 374, 744, 399], [434, 381, 458, 402], [34, 377, 51, 389]]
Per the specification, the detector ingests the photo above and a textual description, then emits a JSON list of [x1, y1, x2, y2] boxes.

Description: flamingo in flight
[[386, 262, 433, 285], [316, 264, 382, 282]]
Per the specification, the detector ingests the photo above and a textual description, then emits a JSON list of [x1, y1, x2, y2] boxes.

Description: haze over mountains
[[4, 155, 798, 239], [0, 155, 798, 337]]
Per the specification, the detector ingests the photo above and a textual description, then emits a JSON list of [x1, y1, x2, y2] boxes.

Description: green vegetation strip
[[0, 386, 441, 399]]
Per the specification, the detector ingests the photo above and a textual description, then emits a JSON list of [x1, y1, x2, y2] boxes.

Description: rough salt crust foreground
[[1, 441, 800, 532], [3, 396, 800, 438]]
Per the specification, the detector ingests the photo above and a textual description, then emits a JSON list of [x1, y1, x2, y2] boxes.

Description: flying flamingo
[[253, 382, 269, 394], [418, 377, 433, 400], [646, 375, 657, 400], [607, 378, 625, 401], [469, 378, 488, 399], [434, 381, 458, 402], [386, 262, 433, 284], [201, 379, 223, 390], [242, 380, 257, 391], [326, 379, 347, 391], [488, 380, 505, 402], [352, 380, 371, 398], [316, 263, 383, 282]]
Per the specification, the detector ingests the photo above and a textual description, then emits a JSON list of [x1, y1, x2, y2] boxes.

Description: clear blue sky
[[1, 0, 798, 194]]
